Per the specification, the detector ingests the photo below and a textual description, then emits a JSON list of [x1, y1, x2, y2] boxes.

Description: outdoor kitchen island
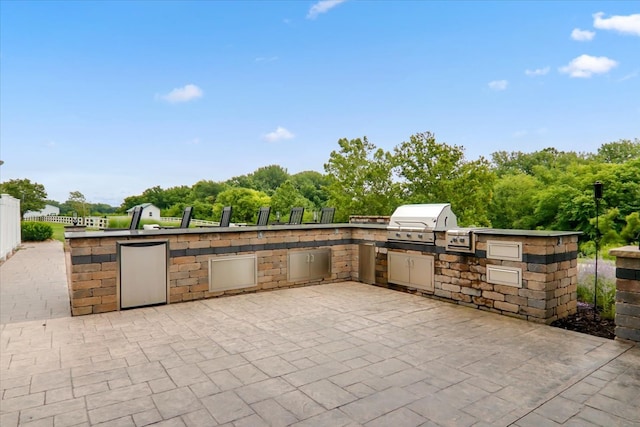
[[65, 215, 581, 324]]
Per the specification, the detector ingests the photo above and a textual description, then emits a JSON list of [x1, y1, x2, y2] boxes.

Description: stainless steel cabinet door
[[288, 251, 310, 282], [309, 249, 331, 280], [119, 241, 168, 309], [388, 251, 410, 287], [410, 254, 434, 292]]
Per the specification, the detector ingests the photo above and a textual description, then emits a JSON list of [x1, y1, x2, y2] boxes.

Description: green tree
[[66, 191, 88, 218], [324, 136, 399, 222], [491, 147, 587, 177], [251, 165, 290, 195], [270, 180, 314, 222], [596, 138, 640, 163], [393, 132, 495, 226], [212, 188, 271, 223], [0, 178, 47, 216], [290, 171, 330, 209], [488, 174, 539, 229], [188, 180, 227, 204], [620, 212, 640, 244]]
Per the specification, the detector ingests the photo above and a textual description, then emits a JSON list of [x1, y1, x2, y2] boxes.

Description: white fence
[[159, 217, 219, 227], [0, 194, 21, 261], [24, 215, 219, 228], [24, 215, 110, 229]]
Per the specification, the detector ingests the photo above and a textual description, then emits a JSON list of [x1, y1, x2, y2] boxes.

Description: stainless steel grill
[[387, 204, 458, 244]]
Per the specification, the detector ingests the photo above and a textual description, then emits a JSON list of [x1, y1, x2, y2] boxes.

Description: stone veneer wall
[[609, 245, 640, 343], [66, 227, 356, 316], [376, 233, 578, 324], [66, 225, 579, 323]]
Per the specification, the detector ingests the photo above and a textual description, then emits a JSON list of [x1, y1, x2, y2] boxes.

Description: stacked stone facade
[[66, 224, 579, 324], [609, 245, 640, 343]]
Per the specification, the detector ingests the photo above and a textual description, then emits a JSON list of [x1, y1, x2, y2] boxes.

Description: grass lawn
[[50, 223, 67, 243]]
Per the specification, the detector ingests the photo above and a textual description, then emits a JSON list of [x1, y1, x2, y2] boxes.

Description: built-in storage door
[[388, 251, 411, 287], [288, 251, 311, 282], [309, 249, 331, 279], [411, 255, 434, 292], [118, 241, 168, 309]]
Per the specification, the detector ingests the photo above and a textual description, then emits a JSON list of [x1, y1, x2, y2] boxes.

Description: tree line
[[2, 133, 638, 254]]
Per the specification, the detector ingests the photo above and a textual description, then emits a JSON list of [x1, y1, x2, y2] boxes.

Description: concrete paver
[[0, 241, 70, 324], [1, 241, 639, 426]]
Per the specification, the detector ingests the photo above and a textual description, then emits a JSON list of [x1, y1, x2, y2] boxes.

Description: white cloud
[[619, 70, 639, 82], [263, 126, 294, 142], [488, 80, 508, 91], [559, 54, 618, 78], [593, 12, 640, 36], [307, 0, 346, 19], [158, 84, 203, 103], [571, 28, 595, 41], [525, 67, 550, 77]]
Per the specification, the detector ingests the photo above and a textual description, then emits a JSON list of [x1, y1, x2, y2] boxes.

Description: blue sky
[[1, 1, 639, 206]]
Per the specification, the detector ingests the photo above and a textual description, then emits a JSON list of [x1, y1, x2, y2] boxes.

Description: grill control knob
[[395, 233, 401, 238], [460, 238, 466, 243], [418, 233, 423, 238], [406, 233, 411, 238]]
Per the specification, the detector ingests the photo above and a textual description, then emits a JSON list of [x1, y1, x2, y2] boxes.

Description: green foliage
[[392, 132, 494, 226], [488, 174, 538, 229], [212, 188, 271, 223], [491, 147, 588, 177], [189, 180, 227, 204], [270, 180, 314, 222], [290, 171, 330, 209], [21, 222, 53, 241], [251, 165, 290, 195], [0, 178, 48, 216], [324, 136, 399, 222], [576, 260, 617, 319], [66, 191, 87, 217], [620, 212, 640, 244], [595, 138, 640, 163]]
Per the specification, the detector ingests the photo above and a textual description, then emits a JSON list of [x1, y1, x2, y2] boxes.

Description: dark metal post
[[593, 181, 603, 319]]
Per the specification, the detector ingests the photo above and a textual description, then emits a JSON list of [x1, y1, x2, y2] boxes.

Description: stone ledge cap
[[609, 246, 640, 259]]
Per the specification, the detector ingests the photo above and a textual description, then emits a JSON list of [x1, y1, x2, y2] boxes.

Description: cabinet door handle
[[306, 254, 310, 263], [310, 254, 315, 263]]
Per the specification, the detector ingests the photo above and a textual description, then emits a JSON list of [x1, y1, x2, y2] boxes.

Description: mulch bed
[[550, 302, 615, 340]]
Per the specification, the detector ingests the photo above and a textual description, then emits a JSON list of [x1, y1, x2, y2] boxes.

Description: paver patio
[[1, 242, 639, 426]]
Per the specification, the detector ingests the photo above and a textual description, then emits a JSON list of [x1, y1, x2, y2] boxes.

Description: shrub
[[21, 221, 53, 241]]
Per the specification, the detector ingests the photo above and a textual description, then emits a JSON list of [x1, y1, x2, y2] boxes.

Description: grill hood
[[387, 203, 458, 244]]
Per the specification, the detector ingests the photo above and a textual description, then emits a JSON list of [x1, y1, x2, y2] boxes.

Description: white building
[[127, 203, 161, 219], [23, 204, 60, 219]]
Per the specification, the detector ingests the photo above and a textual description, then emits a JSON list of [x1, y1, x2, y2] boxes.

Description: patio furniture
[[288, 207, 304, 225], [105, 206, 143, 231], [160, 206, 193, 229], [219, 206, 232, 227], [256, 207, 271, 226], [319, 207, 335, 224]]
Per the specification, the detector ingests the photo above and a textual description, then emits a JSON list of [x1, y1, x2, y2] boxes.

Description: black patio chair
[[105, 206, 143, 231], [161, 206, 193, 229], [219, 206, 232, 227], [288, 207, 304, 225], [256, 207, 271, 226], [319, 207, 335, 224]]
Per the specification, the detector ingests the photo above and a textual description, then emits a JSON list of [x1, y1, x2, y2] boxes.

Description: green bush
[[21, 222, 53, 241]]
